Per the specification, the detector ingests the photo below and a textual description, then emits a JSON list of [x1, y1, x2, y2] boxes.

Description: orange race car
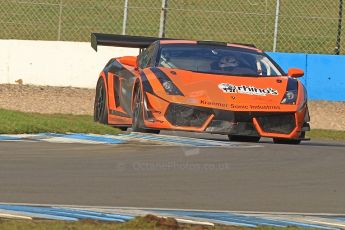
[[91, 33, 310, 144]]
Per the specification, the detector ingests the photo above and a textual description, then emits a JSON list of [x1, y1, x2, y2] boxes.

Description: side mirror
[[119, 56, 138, 69], [288, 68, 304, 78]]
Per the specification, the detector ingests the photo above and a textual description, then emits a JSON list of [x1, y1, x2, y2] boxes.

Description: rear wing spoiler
[[91, 33, 173, 51], [91, 33, 256, 51]]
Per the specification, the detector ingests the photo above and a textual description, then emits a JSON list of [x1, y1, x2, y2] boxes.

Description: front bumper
[[144, 92, 308, 139]]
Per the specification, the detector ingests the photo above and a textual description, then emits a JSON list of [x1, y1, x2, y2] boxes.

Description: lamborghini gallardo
[[91, 33, 310, 144]]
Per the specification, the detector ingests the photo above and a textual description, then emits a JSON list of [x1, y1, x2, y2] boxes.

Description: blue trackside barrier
[[267, 52, 345, 101]]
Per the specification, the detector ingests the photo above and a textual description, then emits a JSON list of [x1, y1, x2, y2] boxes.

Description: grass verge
[[308, 129, 345, 141], [0, 215, 311, 230], [0, 108, 344, 142], [0, 109, 120, 135]]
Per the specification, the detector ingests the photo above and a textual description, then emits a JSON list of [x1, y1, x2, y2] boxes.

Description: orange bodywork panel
[[108, 113, 132, 125]]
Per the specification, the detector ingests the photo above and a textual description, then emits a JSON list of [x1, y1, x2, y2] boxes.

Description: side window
[[138, 45, 155, 69], [138, 49, 147, 69]]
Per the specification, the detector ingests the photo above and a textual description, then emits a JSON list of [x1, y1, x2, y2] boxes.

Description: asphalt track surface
[[0, 131, 345, 214]]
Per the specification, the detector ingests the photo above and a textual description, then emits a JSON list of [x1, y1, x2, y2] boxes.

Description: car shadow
[[152, 130, 345, 148]]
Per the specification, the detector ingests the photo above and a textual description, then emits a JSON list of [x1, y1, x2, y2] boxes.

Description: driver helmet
[[219, 56, 239, 68]]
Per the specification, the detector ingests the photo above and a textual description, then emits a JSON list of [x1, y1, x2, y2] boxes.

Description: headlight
[[151, 68, 184, 96], [281, 77, 298, 104], [281, 90, 297, 104], [162, 80, 183, 95]]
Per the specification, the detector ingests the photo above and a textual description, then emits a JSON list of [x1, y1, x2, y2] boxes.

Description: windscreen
[[158, 44, 283, 77]]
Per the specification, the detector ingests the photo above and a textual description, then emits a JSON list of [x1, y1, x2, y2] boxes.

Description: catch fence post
[[273, 0, 280, 52], [159, 0, 168, 38], [57, 0, 63, 40], [122, 0, 129, 35], [335, 0, 343, 54]]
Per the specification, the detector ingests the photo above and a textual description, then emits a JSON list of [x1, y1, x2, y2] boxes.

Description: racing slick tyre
[[273, 132, 305, 145], [228, 135, 261, 143], [132, 85, 160, 134], [94, 78, 108, 124]]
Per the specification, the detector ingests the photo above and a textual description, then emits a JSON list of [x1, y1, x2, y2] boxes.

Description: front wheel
[[228, 135, 260, 143], [273, 132, 305, 145], [132, 86, 160, 134]]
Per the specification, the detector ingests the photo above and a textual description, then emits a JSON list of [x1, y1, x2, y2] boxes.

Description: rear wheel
[[132, 85, 160, 134], [273, 132, 305, 145], [94, 78, 108, 124], [228, 135, 260, 143]]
